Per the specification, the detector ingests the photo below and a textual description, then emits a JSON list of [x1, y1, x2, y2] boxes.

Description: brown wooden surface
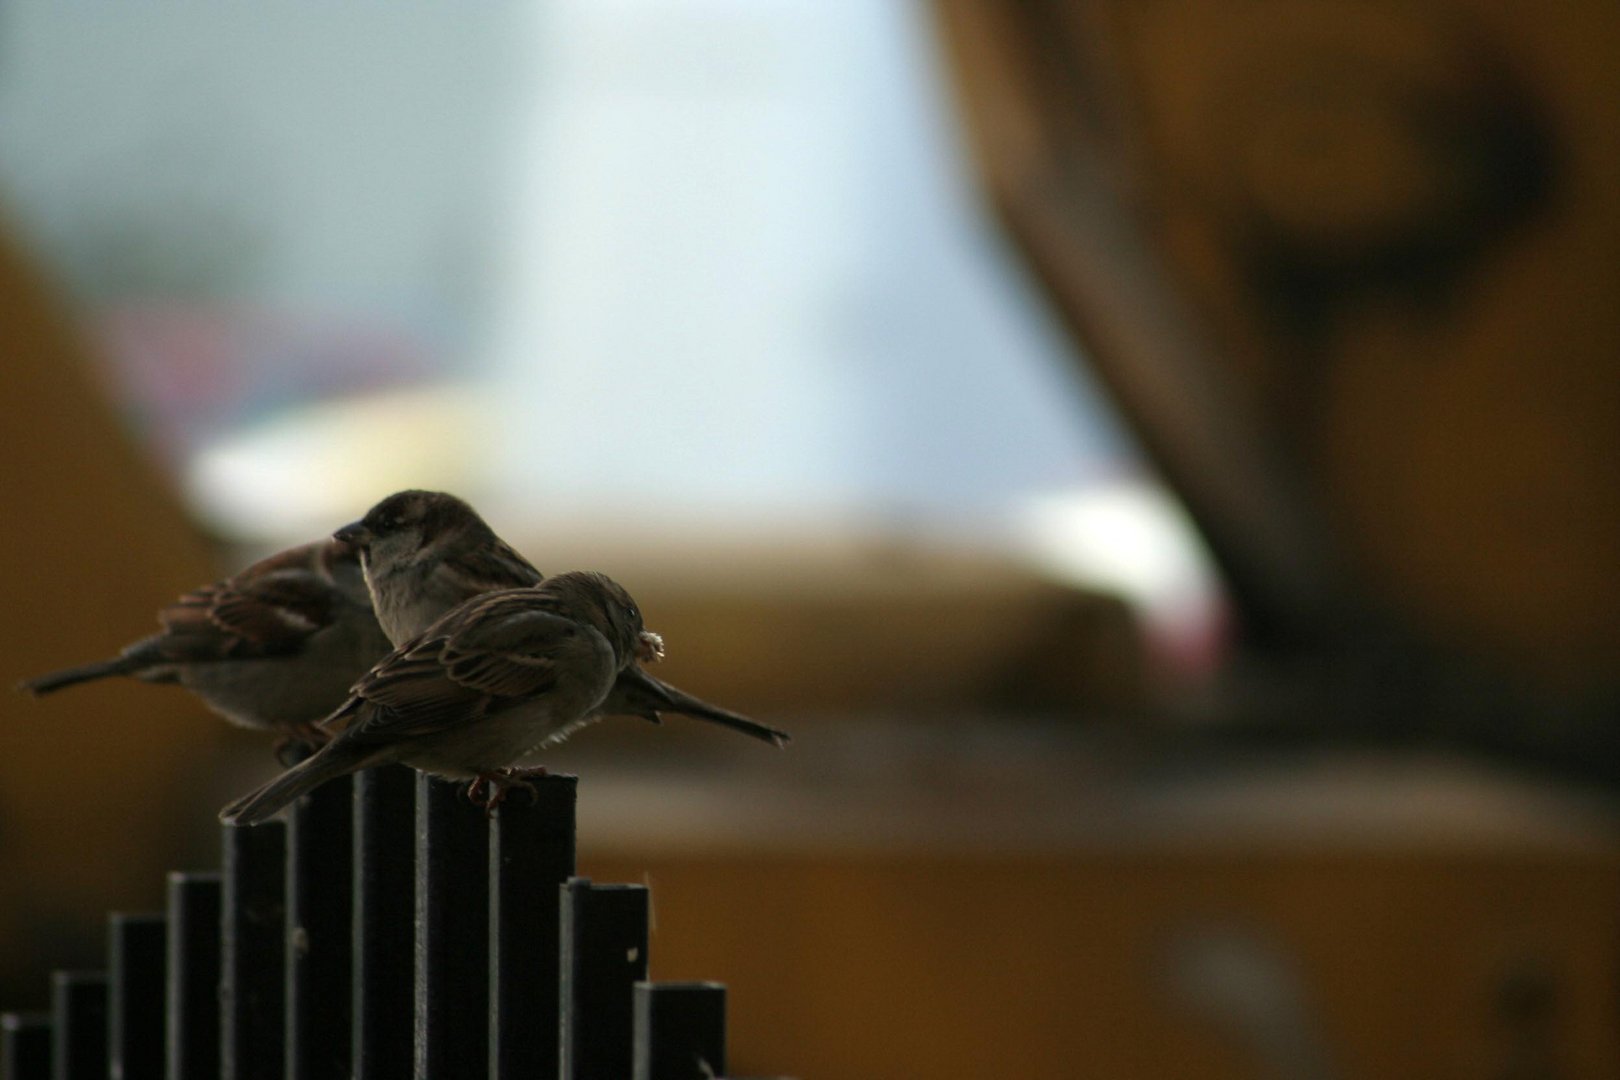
[[587, 844, 1620, 1080], [933, 0, 1620, 693], [0, 217, 224, 1002], [551, 732, 1620, 1080], [589, 854, 1620, 1080]]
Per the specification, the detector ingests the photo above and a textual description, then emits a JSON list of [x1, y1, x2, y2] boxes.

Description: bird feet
[[465, 766, 549, 816]]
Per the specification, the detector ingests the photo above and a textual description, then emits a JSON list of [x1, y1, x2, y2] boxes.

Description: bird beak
[[636, 630, 665, 664], [333, 521, 372, 546]]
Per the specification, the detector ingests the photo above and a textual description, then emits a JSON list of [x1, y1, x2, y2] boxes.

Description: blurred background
[[1, 1, 1616, 1076]]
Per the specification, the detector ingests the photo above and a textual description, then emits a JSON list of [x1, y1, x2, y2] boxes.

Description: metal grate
[[1, 768, 781, 1080]]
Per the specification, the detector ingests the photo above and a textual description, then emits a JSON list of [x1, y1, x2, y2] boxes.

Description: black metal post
[[50, 971, 107, 1080], [221, 822, 286, 1080], [351, 766, 416, 1080], [108, 913, 167, 1080], [560, 879, 650, 1080], [632, 982, 727, 1080], [165, 872, 221, 1080], [489, 774, 577, 1079], [1, 1013, 52, 1080], [286, 775, 354, 1080], [414, 775, 489, 1079]]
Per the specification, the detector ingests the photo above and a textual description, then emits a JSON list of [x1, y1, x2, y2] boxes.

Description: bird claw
[[465, 766, 547, 816]]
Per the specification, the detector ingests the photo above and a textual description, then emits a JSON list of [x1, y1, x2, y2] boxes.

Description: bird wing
[[151, 541, 345, 662], [342, 590, 592, 742]]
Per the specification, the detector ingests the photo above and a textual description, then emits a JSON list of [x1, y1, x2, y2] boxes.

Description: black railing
[[1, 768, 780, 1080]]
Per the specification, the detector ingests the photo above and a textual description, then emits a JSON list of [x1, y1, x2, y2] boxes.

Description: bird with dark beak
[[331, 490, 789, 747], [20, 537, 392, 755], [222, 572, 669, 823]]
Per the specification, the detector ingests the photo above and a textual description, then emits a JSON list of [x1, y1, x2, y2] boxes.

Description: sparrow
[[19, 538, 393, 749], [334, 489, 790, 747], [219, 572, 664, 824]]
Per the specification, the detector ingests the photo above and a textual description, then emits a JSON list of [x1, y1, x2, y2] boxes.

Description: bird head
[[335, 490, 489, 568], [542, 571, 659, 670]]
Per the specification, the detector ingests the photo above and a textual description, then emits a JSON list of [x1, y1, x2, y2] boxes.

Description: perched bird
[[220, 572, 663, 824], [336, 489, 538, 646], [334, 489, 790, 746], [20, 538, 393, 750]]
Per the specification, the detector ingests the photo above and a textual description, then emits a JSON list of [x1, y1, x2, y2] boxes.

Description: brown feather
[[337, 586, 606, 743], [154, 540, 350, 661]]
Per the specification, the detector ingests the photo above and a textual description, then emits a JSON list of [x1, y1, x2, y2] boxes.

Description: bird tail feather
[[668, 691, 792, 746], [18, 655, 145, 695], [219, 743, 373, 826], [614, 668, 790, 746]]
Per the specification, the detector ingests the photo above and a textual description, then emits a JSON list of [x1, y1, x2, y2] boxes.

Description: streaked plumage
[[20, 538, 392, 742], [336, 490, 540, 646], [336, 490, 790, 747], [219, 572, 657, 824]]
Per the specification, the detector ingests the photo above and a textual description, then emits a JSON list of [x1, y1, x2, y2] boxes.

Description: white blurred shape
[[1020, 485, 1225, 668], [169, 0, 1219, 651], [480, 0, 1126, 522], [187, 384, 489, 539]]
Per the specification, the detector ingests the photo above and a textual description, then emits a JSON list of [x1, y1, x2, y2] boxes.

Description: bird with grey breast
[[333, 489, 790, 747], [19, 537, 393, 754], [220, 571, 664, 824]]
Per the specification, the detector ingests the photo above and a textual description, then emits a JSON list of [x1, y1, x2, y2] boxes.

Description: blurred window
[[0, 0, 1220, 666]]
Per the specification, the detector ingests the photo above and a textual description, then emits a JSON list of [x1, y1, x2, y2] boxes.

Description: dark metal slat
[[1, 1012, 52, 1080], [108, 913, 167, 1080], [165, 872, 221, 1080], [286, 774, 354, 1080], [351, 766, 416, 1080], [414, 775, 489, 1079], [560, 879, 650, 1080], [50, 971, 107, 1080], [221, 822, 286, 1080], [632, 982, 727, 1080], [489, 774, 577, 1080]]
